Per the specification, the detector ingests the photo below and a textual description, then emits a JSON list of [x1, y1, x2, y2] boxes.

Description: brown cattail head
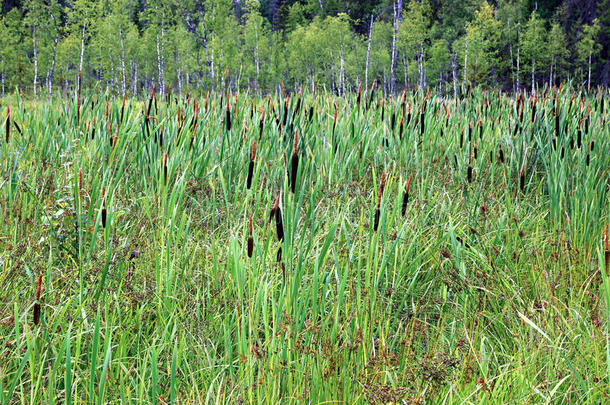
[[225, 98, 232, 131], [605, 224, 609, 252], [78, 168, 83, 191], [35, 274, 43, 300], [163, 151, 168, 185], [246, 157, 254, 190], [332, 103, 337, 135], [6, 106, 10, 143], [120, 96, 125, 124], [33, 274, 42, 325], [247, 216, 254, 258], [373, 208, 381, 232], [101, 186, 107, 228], [274, 196, 284, 242], [290, 132, 299, 193], [402, 174, 412, 216]]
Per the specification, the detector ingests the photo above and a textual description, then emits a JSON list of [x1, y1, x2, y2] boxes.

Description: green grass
[[0, 85, 609, 403]]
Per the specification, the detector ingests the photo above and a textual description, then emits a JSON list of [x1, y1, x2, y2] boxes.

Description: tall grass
[[0, 83, 609, 403]]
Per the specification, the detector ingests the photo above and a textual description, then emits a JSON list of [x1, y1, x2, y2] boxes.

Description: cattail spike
[[401, 174, 412, 216]]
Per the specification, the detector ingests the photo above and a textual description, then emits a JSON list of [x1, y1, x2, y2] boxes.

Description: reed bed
[[0, 84, 609, 403]]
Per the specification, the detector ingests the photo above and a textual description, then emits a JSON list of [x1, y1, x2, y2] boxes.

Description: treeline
[[1, 0, 609, 97]]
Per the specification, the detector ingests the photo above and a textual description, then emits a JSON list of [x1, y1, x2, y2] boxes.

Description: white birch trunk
[[33, 27, 38, 97], [365, 15, 373, 93]]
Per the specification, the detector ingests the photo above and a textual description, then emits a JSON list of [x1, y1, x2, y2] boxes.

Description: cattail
[[459, 129, 464, 148], [473, 141, 478, 160], [120, 96, 125, 124], [577, 128, 582, 149], [499, 144, 505, 163], [401, 174, 412, 216], [368, 78, 377, 110], [259, 108, 265, 140], [467, 144, 473, 183], [33, 274, 42, 325], [555, 106, 560, 138], [374, 172, 386, 232], [147, 83, 155, 118], [247, 142, 255, 189], [274, 196, 284, 242], [391, 104, 396, 131], [290, 132, 299, 193], [247, 216, 254, 258], [5, 106, 10, 143], [531, 96, 537, 123], [295, 87, 302, 114], [356, 84, 362, 109], [308, 105, 314, 122], [332, 104, 337, 135], [283, 96, 289, 127], [163, 151, 168, 185], [226, 99, 232, 131], [78, 168, 83, 191], [101, 187, 107, 228]]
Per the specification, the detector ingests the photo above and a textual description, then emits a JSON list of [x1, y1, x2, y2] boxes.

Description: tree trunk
[[549, 56, 553, 88], [33, 27, 38, 97], [365, 15, 373, 93], [451, 52, 458, 98], [161, 14, 166, 98], [463, 36, 468, 87], [119, 26, 126, 98], [156, 35, 162, 96], [79, 23, 86, 90], [48, 12, 59, 96], [402, 54, 408, 90], [178, 61, 183, 97], [508, 20, 515, 93], [516, 43, 520, 91], [132, 61, 138, 97], [340, 45, 345, 96], [390, 1, 397, 94], [587, 54, 591, 91], [419, 40, 425, 90], [531, 59, 535, 93]]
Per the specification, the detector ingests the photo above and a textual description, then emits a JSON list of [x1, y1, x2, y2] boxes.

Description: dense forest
[[1, 0, 609, 96]]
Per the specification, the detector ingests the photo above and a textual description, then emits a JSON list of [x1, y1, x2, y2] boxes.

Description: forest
[[0, 0, 609, 96]]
